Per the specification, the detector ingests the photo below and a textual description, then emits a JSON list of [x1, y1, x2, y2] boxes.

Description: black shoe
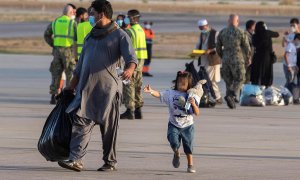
[[97, 164, 116, 172], [58, 160, 83, 172], [134, 107, 143, 119], [224, 95, 236, 109], [142, 72, 153, 77], [120, 109, 134, 119], [50, 94, 57, 105]]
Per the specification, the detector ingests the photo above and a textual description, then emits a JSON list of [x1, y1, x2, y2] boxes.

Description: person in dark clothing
[[251, 21, 279, 87], [244, 20, 256, 83]]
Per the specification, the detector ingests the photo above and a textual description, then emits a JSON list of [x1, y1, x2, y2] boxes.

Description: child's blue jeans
[[167, 123, 194, 154]]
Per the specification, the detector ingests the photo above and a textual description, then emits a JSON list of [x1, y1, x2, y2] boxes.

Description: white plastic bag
[[263, 86, 284, 106]]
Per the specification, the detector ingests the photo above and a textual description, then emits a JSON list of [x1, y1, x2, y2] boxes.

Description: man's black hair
[[127, 9, 140, 17], [76, 7, 87, 18], [246, 20, 256, 30], [91, 0, 113, 19], [67, 3, 76, 10], [290, 18, 299, 25], [294, 33, 300, 40]]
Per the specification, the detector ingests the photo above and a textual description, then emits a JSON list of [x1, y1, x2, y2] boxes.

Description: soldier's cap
[[198, 19, 208, 27]]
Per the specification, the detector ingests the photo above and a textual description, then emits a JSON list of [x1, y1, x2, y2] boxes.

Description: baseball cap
[[198, 19, 208, 27]]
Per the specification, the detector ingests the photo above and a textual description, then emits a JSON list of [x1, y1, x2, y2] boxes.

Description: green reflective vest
[[128, 24, 148, 60], [52, 15, 75, 47], [77, 21, 92, 59]]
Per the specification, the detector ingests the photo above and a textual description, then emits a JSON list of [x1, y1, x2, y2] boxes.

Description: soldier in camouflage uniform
[[44, 4, 77, 104], [121, 9, 148, 120], [216, 14, 250, 109]]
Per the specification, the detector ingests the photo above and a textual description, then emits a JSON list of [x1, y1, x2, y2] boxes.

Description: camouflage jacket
[[44, 23, 54, 47], [216, 25, 251, 64]]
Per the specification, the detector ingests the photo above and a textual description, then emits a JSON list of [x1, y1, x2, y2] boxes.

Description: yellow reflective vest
[[52, 15, 75, 47], [77, 21, 92, 59], [128, 24, 148, 60]]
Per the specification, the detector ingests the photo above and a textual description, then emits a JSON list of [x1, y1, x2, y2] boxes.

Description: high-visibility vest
[[52, 15, 75, 47], [128, 24, 148, 60], [77, 21, 92, 59], [143, 28, 154, 44]]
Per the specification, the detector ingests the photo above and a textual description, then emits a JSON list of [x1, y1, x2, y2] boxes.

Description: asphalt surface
[[0, 54, 299, 180], [0, 13, 292, 38]]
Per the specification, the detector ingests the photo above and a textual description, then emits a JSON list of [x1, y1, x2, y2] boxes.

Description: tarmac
[[0, 54, 299, 180]]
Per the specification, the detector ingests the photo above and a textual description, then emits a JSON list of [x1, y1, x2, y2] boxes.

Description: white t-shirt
[[285, 42, 297, 67], [160, 89, 194, 128]]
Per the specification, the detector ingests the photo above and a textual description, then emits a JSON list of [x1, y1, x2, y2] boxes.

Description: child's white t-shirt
[[160, 89, 194, 128], [284, 42, 297, 67]]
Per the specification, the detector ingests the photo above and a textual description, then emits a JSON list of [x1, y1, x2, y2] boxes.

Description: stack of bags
[[240, 84, 293, 107]]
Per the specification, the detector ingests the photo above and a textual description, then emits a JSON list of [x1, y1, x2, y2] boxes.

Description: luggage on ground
[[240, 84, 265, 106], [264, 86, 285, 106]]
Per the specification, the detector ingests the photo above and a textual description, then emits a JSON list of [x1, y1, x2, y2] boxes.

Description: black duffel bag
[[37, 90, 75, 161]]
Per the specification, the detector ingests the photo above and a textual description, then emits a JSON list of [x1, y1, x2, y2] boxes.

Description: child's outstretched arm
[[144, 84, 160, 98], [189, 97, 200, 116]]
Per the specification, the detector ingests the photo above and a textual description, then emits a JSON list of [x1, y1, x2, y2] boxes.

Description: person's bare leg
[[187, 154, 193, 165], [186, 154, 196, 173]]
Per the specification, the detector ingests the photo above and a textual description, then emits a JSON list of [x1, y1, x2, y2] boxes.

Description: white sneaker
[[187, 165, 196, 173]]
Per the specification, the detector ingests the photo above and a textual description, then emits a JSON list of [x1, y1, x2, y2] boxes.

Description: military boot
[[120, 109, 135, 119], [224, 95, 236, 109], [134, 107, 143, 119], [50, 94, 57, 105]]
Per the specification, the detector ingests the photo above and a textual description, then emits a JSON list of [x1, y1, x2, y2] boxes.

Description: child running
[[143, 71, 200, 173]]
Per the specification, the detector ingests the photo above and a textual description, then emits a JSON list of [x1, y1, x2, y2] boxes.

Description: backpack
[[185, 61, 216, 108]]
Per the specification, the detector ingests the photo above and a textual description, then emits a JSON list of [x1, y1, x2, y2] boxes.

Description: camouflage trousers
[[221, 61, 245, 97], [245, 64, 251, 84], [123, 71, 143, 110], [49, 47, 76, 95]]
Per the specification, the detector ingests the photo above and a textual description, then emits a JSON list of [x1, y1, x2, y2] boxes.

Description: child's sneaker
[[187, 165, 196, 173], [172, 153, 180, 168]]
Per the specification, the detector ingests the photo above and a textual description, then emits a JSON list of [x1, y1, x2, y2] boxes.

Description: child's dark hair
[[173, 71, 193, 91]]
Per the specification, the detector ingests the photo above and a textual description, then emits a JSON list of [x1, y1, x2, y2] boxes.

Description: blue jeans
[[167, 123, 194, 154], [283, 64, 298, 87]]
